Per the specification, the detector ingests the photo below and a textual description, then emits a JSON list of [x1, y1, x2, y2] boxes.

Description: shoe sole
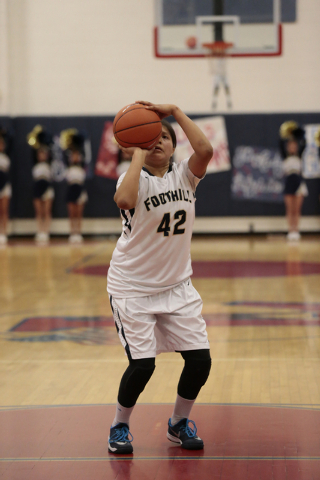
[[167, 432, 181, 445], [108, 443, 133, 454], [167, 432, 204, 450]]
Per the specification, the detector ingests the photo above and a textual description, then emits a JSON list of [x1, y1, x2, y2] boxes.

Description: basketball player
[[107, 101, 213, 454]]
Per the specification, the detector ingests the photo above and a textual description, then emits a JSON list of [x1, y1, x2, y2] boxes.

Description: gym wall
[[1, 112, 319, 221], [0, 0, 319, 115], [0, 0, 319, 231]]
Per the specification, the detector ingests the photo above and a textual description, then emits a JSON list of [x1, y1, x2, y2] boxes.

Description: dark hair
[[161, 119, 176, 148], [279, 123, 306, 159]]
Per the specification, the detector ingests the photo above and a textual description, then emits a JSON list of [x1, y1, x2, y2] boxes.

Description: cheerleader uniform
[[66, 165, 88, 204], [283, 155, 308, 196], [0, 152, 11, 199], [32, 162, 54, 200]]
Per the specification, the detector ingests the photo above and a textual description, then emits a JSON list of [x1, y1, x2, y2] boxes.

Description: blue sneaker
[[108, 423, 133, 454], [167, 418, 204, 450]]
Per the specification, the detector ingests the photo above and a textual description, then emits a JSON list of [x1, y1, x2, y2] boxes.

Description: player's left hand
[[119, 145, 142, 156], [135, 101, 176, 119]]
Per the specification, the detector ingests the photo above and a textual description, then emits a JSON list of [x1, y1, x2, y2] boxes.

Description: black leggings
[[177, 349, 212, 400], [118, 349, 211, 408]]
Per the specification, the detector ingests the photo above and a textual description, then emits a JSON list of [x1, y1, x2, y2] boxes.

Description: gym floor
[[1, 235, 320, 479]]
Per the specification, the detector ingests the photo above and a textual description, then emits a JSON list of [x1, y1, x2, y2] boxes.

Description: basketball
[[186, 36, 197, 49], [113, 103, 162, 149]]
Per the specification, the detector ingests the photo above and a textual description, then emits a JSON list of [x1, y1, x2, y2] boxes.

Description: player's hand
[[135, 101, 177, 119], [119, 146, 148, 157], [119, 146, 139, 156]]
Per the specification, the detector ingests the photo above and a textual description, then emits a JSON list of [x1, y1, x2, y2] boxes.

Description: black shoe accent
[[108, 423, 133, 454], [167, 418, 204, 450]]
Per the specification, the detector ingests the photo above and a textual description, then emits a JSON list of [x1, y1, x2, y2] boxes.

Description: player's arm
[[114, 147, 147, 210], [137, 101, 213, 178], [172, 107, 213, 178]]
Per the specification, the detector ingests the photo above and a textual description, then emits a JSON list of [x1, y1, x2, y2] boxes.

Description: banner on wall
[[231, 146, 284, 202], [51, 136, 66, 182], [95, 121, 119, 179], [171, 116, 230, 173], [302, 124, 320, 178]]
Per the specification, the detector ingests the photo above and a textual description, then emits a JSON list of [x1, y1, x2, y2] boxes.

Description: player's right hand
[[135, 101, 177, 120]]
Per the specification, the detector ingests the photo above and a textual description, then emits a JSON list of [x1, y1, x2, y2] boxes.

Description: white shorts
[[110, 279, 210, 360], [41, 187, 55, 201], [77, 190, 88, 205], [0, 183, 11, 199], [296, 181, 308, 197], [213, 74, 229, 90]]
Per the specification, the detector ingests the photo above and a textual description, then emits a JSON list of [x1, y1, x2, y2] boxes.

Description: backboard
[[154, 0, 285, 58]]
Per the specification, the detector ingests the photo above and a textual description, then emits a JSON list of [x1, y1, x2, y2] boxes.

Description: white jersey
[[283, 155, 302, 175], [0, 153, 10, 172], [107, 158, 203, 298], [65, 165, 86, 184], [32, 162, 51, 181]]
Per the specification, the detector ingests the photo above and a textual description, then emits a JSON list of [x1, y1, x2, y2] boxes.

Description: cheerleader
[[315, 128, 320, 203], [0, 127, 11, 245], [27, 125, 54, 244], [60, 130, 88, 244], [279, 122, 307, 242]]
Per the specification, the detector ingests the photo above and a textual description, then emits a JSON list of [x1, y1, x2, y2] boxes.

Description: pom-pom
[[279, 121, 299, 139], [27, 125, 53, 149], [60, 129, 86, 152], [60, 129, 79, 151]]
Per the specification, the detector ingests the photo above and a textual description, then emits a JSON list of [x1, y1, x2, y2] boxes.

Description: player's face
[[37, 148, 49, 162], [70, 151, 82, 164], [146, 126, 175, 165], [286, 140, 298, 155]]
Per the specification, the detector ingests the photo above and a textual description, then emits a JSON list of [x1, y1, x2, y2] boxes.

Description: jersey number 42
[[157, 210, 186, 237]]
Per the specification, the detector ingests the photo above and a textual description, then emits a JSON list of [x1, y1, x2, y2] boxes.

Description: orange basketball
[[113, 103, 162, 149], [186, 36, 197, 49]]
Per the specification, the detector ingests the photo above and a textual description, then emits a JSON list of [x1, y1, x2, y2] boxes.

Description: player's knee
[[184, 350, 212, 384], [118, 358, 156, 407], [126, 358, 156, 389], [127, 358, 156, 395], [178, 350, 211, 399], [132, 357, 155, 371]]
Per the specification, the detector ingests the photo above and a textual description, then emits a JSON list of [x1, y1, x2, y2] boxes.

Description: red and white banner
[[171, 116, 230, 173], [95, 121, 118, 179]]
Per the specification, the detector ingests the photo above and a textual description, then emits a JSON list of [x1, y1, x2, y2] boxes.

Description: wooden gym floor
[[1, 234, 320, 479]]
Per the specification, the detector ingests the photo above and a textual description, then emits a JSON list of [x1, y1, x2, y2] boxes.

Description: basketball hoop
[[202, 41, 233, 57]]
